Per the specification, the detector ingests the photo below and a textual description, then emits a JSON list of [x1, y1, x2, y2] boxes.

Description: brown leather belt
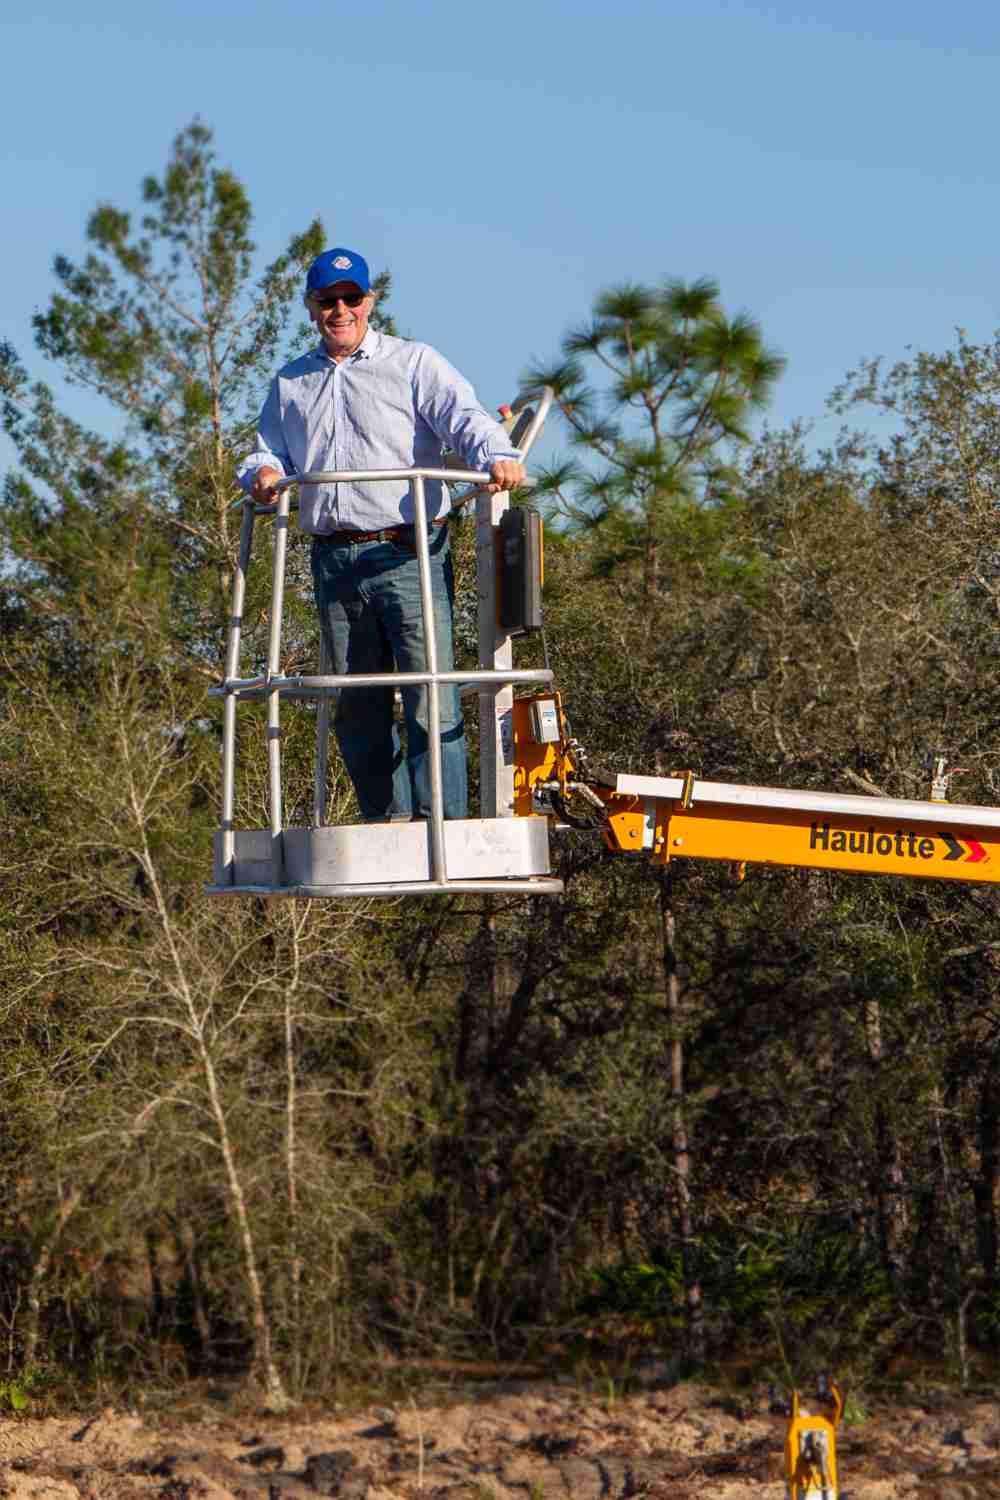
[[313, 516, 448, 546]]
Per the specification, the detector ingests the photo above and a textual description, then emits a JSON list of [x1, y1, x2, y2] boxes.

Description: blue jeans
[[310, 525, 468, 822]]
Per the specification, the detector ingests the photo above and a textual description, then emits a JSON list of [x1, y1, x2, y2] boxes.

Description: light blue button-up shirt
[[237, 329, 521, 534]]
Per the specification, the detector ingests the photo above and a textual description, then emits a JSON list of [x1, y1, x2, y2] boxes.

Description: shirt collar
[[313, 328, 379, 366], [353, 328, 378, 361]]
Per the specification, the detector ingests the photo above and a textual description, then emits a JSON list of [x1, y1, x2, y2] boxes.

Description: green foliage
[[4, 119, 1000, 1402], [841, 1394, 868, 1426], [4, 120, 330, 668], [0, 1368, 48, 1413], [581, 1225, 892, 1338], [581, 1255, 684, 1331], [31, 120, 322, 456], [523, 276, 784, 596]]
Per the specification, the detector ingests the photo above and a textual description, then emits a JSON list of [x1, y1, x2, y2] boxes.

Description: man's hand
[[251, 465, 283, 504], [487, 459, 526, 494]]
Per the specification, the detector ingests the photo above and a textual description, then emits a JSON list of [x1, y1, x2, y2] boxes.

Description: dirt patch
[[0, 1382, 998, 1500]]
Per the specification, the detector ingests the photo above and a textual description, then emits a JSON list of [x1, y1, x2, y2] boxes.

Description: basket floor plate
[[213, 817, 552, 890]]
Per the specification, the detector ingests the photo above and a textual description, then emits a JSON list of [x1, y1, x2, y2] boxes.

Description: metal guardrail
[[211, 459, 556, 894]]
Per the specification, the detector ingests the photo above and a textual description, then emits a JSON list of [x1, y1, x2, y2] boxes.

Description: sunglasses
[[314, 290, 367, 309]]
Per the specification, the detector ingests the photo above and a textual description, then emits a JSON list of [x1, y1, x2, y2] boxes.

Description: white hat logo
[[332, 256, 352, 270]]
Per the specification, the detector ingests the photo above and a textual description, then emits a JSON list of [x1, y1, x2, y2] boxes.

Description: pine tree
[[525, 278, 784, 599], [3, 120, 331, 658]]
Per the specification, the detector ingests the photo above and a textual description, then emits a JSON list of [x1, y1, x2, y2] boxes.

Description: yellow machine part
[[784, 1385, 842, 1500], [511, 693, 571, 818], [604, 796, 650, 854], [512, 730, 1000, 887], [647, 799, 1000, 883]]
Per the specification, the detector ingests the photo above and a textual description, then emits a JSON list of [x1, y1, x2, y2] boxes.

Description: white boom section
[[616, 774, 1000, 830]]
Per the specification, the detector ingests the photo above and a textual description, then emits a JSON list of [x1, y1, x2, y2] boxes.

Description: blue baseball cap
[[306, 248, 371, 295]]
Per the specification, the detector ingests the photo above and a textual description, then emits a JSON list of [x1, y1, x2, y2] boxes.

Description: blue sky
[[3, 0, 1000, 475]]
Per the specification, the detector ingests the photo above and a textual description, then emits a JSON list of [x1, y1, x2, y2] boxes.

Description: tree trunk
[[23, 1186, 82, 1365], [659, 866, 704, 1365], [122, 711, 288, 1412], [173, 1218, 213, 1360], [864, 1000, 907, 1277], [974, 1062, 999, 1298], [283, 908, 304, 1392]]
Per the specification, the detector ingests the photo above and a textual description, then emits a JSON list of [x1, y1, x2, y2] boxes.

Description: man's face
[[309, 280, 373, 360]]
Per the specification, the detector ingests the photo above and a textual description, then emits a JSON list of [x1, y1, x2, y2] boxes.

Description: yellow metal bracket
[[784, 1383, 843, 1500], [604, 795, 647, 853]]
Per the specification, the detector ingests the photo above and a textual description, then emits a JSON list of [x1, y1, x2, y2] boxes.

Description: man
[[238, 247, 525, 823]]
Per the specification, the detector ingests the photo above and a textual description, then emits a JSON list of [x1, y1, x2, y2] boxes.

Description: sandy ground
[[1, 1378, 999, 1500]]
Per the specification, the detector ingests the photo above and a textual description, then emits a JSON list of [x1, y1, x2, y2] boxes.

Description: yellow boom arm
[[512, 694, 1000, 885]]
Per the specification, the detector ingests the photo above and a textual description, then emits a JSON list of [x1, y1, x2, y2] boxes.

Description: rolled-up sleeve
[[236, 379, 294, 492]]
